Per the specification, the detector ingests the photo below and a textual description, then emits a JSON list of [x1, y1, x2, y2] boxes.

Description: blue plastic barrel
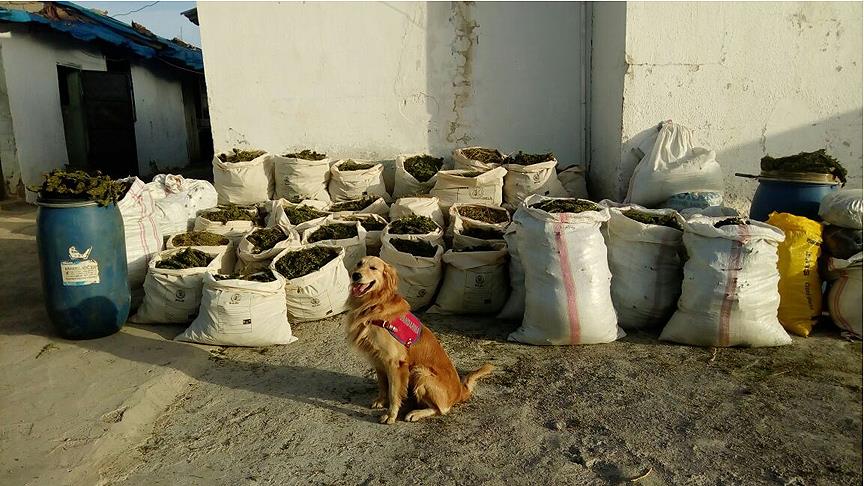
[[36, 199, 130, 339], [749, 179, 839, 222]]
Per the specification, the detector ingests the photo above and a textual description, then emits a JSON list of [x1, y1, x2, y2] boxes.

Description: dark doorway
[[57, 66, 139, 178]]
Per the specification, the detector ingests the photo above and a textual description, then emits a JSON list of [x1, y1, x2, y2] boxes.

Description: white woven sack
[[819, 189, 863, 229], [327, 197, 390, 217], [508, 195, 623, 345], [625, 121, 722, 207], [176, 272, 298, 347], [659, 216, 791, 347], [332, 213, 388, 256], [118, 177, 162, 291], [301, 219, 367, 271], [165, 232, 236, 273], [382, 220, 445, 247], [389, 196, 445, 227], [328, 159, 390, 202], [131, 247, 227, 324], [273, 155, 331, 203], [605, 207, 684, 329], [267, 199, 329, 234], [446, 203, 510, 247], [236, 227, 299, 274], [558, 165, 589, 199], [430, 167, 507, 212], [503, 159, 567, 208], [379, 237, 444, 310], [427, 246, 509, 315], [270, 245, 351, 322], [194, 209, 257, 245], [212, 152, 275, 205], [393, 154, 441, 198], [826, 252, 863, 337], [146, 175, 219, 235], [452, 147, 504, 172], [497, 221, 525, 320]]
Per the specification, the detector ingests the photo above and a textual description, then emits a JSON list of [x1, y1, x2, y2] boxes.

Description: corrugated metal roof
[[0, 1, 203, 72]]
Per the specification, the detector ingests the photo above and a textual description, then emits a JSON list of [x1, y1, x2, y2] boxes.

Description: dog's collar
[[371, 313, 422, 348]]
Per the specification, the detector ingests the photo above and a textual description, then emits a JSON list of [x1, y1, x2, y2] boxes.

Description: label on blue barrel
[[60, 245, 100, 286]]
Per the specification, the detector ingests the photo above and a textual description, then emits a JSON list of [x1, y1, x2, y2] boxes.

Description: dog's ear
[[382, 261, 399, 294]]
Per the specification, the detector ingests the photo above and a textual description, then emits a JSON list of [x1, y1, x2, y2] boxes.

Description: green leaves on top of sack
[[155, 248, 215, 270], [30, 169, 126, 206], [214, 270, 278, 282], [761, 149, 847, 183], [390, 238, 438, 257], [461, 148, 503, 165], [171, 231, 230, 247], [246, 227, 288, 253], [342, 215, 386, 231], [201, 204, 257, 223], [339, 160, 376, 171], [504, 151, 555, 166], [388, 215, 439, 234], [622, 209, 682, 231], [457, 170, 485, 178], [714, 217, 751, 228], [218, 148, 266, 163], [283, 149, 326, 161], [274, 246, 339, 280], [454, 243, 499, 252], [307, 223, 358, 243], [456, 205, 510, 224], [329, 196, 377, 212], [404, 155, 444, 182], [530, 199, 600, 214], [462, 227, 505, 240], [283, 204, 328, 224]]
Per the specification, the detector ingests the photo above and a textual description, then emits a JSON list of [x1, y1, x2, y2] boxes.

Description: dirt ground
[[1, 202, 862, 486]]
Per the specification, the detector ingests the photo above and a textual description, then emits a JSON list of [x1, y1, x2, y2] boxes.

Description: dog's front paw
[[378, 412, 397, 425], [371, 398, 387, 409]]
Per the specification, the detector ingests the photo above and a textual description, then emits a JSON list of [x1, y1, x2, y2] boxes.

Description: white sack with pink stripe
[[508, 195, 623, 345], [660, 216, 792, 347]]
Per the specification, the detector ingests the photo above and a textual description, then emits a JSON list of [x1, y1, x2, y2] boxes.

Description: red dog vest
[[371, 313, 422, 348]]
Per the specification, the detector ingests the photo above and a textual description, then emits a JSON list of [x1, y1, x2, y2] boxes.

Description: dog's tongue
[[350, 283, 365, 297]]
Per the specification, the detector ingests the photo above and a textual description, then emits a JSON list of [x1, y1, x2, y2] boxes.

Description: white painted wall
[[0, 26, 106, 202], [130, 60, 190, 175], [198, 2, 588, 165], [614, 2, 863, 208]]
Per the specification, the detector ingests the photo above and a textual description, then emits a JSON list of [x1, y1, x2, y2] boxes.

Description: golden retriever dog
[[345, 256, 494, 424]]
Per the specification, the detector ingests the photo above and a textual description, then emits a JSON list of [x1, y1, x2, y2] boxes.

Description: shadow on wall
[[616, 108, 863, 207]]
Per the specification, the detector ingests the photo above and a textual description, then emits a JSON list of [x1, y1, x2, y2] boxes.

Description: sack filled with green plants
[[329, 159, 390, 203], [270, 245, 351, 322], [382, 215, 444, 247], [237, 226, 299, 274], [301, 218, 367, 270], [394, 154, 444, 197], [212, 148, 274, 204], [273, 149, 331, 203]]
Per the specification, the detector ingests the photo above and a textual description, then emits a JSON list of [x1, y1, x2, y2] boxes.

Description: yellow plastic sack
[[767, 212, 823, 336]]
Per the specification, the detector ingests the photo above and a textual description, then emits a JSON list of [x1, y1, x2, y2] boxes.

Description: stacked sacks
[[145, 174, 218, 236], [270, 245, 351, 322], [819, 189, 863, 337], [273, 149, 331, 203], [660, 216, 792, 347], [176, 270, 298, 347], [194, 204, 263, 244], [446, 203, 510, 249], [394, 154, 444, 198], [604, 207, 685, 329], [508, 195, 623, 345], [116, 177, 162, 299], [382, 215, 445, 247], [269, 199, 329, 233], [389, 196, 445, 228], [328, 159, 389, 202], [333, 213, 389, 256], [166, 230, 236, 273], [501, 151, 567, 208], [212, 148, 275, 205], [301, 218, 367, 271], [380, 215, 446, 310], [236, 226, 298, 274], [431, 167, 507, 212]]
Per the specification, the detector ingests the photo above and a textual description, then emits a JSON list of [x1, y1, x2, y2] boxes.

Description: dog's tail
[[460, 363, 495, 402]]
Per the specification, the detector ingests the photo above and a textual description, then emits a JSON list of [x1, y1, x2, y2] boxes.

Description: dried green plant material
[[461, 227, 505, 240], [274, 246, 339, 280], [218, 148, 266, 163], [246, 227, 288, 253], [404, 155, 444, 182], [342, 215, 387, 231], [329, 196, 378, 212], [530, 199, 600, 214], [283, 149, 326, 161], [456, 205, 509, 224], [390, 238, 438, 257], [339, 160, 376, 171], [171, 232, 229, 247], [201, 204, 257, 223], [460, 148, 503, 164], [622, 209, 682, 231], [504, 151, 555, 165], [307, 223, 358, 243], [457, 170, 485, 178], [30, 169, 125, 206], [155, 248, 214, 270], [213, 270, 278, 282], [714, 217, 750, 228], [388, 216, 439, 235], [761, 149, 847, 183], [283, 205, 328, 225], [454, 244, 499, 252]]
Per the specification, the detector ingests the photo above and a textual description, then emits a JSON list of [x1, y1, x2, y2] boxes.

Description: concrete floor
[[1, 202, 861, 486]]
